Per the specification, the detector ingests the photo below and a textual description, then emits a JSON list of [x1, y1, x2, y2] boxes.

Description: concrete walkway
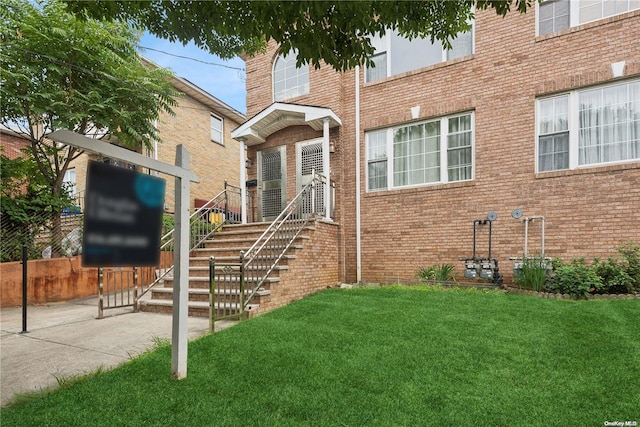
[[0, 297, 232, 407]]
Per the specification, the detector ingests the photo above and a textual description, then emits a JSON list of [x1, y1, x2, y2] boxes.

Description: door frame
[[257, 146, 286, 222]]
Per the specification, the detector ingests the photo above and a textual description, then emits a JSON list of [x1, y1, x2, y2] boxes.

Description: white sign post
[[49, 130, 198, 379]]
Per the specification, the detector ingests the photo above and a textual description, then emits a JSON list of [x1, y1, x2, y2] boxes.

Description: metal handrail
[[138, 182, 243, 298], [242, 172, 326, 306]]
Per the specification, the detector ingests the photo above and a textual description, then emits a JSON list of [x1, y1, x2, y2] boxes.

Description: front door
[[257, 146, 286, 221], [296, 139, 324, 215]]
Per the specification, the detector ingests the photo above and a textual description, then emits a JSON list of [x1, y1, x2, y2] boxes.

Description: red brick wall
[[0, 130, 30, 160], [258, 220, 339, 313], [244, 9, 640, 285]]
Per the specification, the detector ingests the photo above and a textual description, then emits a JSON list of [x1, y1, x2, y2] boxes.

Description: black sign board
[[83, 160, 166, 267]]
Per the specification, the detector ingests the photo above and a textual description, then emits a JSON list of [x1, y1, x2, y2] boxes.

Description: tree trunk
[[49, 182, 65, 258]]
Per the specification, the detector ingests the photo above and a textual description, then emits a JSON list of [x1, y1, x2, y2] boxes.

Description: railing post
[[98, 267, 104, 319], [224, 180, 229, 223], [133, 267, 139, 313], [239, 251, 245, 319], [21, 244, 28, 334], [311, 169, 316, 217], [209, 256, 215, 333]]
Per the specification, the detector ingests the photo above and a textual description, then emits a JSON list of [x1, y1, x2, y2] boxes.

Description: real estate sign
[[83, 160, 166, 266]]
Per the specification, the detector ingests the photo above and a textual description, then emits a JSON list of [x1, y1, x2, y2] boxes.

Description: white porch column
[[239, 139, 247, 224], [322, 118, 331, 220]]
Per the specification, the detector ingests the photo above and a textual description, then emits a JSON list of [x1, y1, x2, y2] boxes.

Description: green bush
[[514, 257, 548, 292], [591, 256, 632, 294], [616, 241, 640, 293], [416, 264, 456, 283], [160, 214, 219, 250], [162, 214, 175, 236], [547, 259, 602, 297]]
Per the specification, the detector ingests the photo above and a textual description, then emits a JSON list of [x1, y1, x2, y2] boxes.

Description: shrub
[[514, 257, 548, 292], [416, 264, 456, 283], [591, 256, 633, 294], [547, 259, 602, 297], [616, 241, 640, 293]]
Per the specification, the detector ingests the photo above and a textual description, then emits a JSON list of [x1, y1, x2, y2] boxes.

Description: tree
[[1, 0, 177, 257], [0, 150, 73, 261], [63, 0, 534, 71]]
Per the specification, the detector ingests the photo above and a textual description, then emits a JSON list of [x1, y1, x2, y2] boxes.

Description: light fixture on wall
[[245, 157, 254, 168], [329, 140, 336, 153]]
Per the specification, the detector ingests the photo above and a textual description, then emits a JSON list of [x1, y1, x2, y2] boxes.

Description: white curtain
[[579, 82, 639, 165]]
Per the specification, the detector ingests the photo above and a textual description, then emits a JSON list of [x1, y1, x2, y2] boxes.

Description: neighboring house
[[71, 58, 245, 214], [232, 2, 640, 285], [0, 128, 30, 160]]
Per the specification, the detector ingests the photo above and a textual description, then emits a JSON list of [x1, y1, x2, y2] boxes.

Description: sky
[[138, 33, 247, 114]]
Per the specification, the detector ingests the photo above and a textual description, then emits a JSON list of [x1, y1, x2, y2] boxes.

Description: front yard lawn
[[2, 286, 639, 426]]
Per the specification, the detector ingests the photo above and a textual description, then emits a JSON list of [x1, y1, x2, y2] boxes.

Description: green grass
[[2, 286, 639, 426]]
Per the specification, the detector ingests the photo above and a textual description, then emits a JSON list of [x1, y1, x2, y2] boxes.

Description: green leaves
[[63, 0, 535, 72], [1, 0, 177, 150]]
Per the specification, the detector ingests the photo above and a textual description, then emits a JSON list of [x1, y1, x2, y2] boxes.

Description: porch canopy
[[231, 102, 341, 146], [232, 102, 341, 222]]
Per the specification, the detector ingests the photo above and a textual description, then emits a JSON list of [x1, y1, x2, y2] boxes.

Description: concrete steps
[[139, 221, 312, 318]]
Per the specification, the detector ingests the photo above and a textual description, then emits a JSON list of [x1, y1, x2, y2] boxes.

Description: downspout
[[355, 65, 362, 283], [240, 140, 247, 224]]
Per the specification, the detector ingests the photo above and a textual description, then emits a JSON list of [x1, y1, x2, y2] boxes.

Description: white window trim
[[536, 0, 640, 36], [272, 50, 310, 102], [365, 22, 475, 83], [210, 113, 224, 145], [366, 112, 475, 192], [63, 168, 77, 198], [536, 79, 640, 173]]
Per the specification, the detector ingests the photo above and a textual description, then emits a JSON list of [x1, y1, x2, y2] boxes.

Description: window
[[99, 157, 136, 171], [538, 0, 640, 36], [365, 26, 474, 83], [211, 114, 223, 144], [537, 80, 640, 172], [538, 95, 569, 171], [366, 113, 474, 191], [63, 168, 76, 198], [538, 0, 570, 35], [367, 130, 388, 190], [273, 50, 309, 101]]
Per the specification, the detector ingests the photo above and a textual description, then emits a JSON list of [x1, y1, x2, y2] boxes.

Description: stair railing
[[242, 171, 326, 307], [137, 181, 243, 299]]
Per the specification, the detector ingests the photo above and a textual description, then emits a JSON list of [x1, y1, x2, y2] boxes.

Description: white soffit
[[231, 103, 341, 146]]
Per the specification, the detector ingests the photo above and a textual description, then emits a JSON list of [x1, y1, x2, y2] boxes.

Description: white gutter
[[240, 140, 247, 224], [355, 66, 362, 283]]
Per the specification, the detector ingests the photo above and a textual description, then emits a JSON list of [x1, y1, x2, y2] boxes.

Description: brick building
[[0, 129, 31, 161], [232, 3, 640, 285], [72, 61, 245, 213]]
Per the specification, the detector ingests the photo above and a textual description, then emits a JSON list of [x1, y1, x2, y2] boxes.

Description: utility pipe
[[240, 140, 247, 224], [522, 216, 545, 258], [524, 217, 529, 258], [488, 220, 492, 260], [355, 65, 362, 283]]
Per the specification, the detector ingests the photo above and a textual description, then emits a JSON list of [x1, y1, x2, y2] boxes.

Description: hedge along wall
[[0, 252, 173, 308]]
